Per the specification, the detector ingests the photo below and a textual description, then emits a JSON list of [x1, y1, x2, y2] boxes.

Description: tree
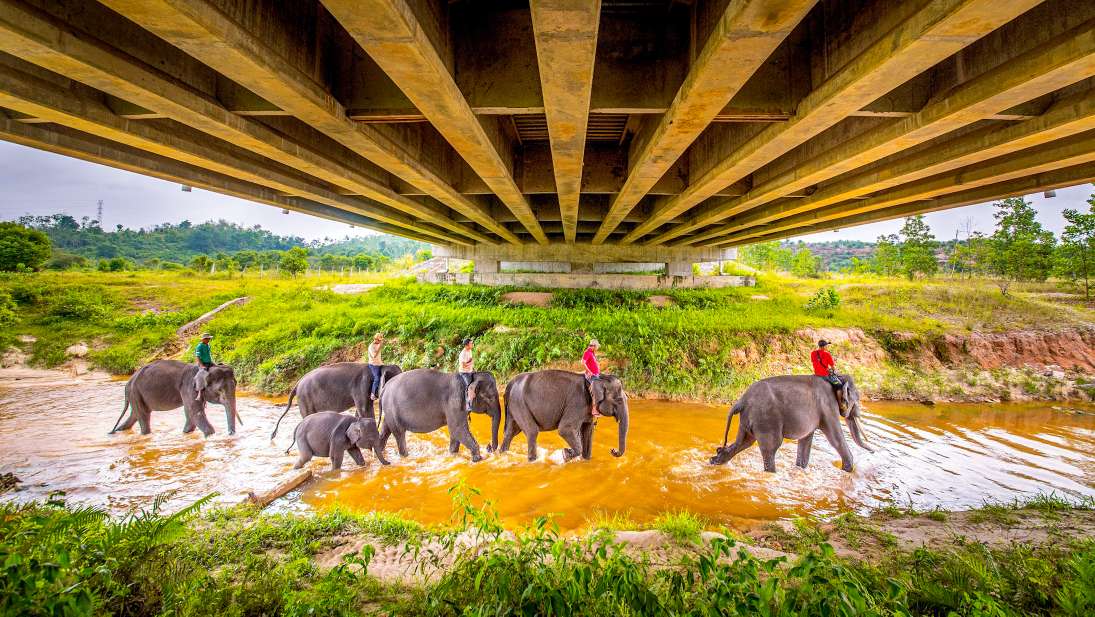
[[189, 254, 213, 272], [987, 197, 1056, 295], [739, 240, 793, 271], [790, 248, 820, 278], [898, 215, 938, 279], [0, 222, 51, 271], [280, 247, 309, 276], [1056, 194, 1095, 299], [415, 248, 433, 262], [871, 234, 901, 276]]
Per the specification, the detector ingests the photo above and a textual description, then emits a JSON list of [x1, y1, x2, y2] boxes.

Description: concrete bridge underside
[[0, 0, 1093, 274]]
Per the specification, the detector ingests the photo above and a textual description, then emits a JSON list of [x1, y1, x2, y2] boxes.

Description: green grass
[[3, 270, 1090, 401], [5, 493, 1094, 617]]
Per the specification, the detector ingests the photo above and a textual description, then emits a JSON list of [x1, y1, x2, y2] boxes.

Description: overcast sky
[[1, 140, 1091, 244]]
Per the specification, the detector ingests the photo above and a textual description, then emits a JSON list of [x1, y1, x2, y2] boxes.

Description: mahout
[[710, 374, 871, 472], [501, 370, 629, 461], [110, 360, 239, 436]]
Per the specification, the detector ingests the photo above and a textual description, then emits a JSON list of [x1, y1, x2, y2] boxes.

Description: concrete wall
[[417, 271, 755, 290]]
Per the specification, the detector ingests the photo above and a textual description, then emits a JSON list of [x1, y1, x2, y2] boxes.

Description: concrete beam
[[0, 117, 444, 243], [591, 0, 816, 244], [530, 0, 600, 243], [98, 0, 517, 246], [684, 88, 1095, 245], [721, 163, 1095, 248], [655, 16, 1095, 245], [434, 242, 729, 265], [710, 133, 1095, 246], [621, 0, 1045, 245], [0, 0, 492, 244], [323, 0, 549, 244], [0, 59, 471, 246]]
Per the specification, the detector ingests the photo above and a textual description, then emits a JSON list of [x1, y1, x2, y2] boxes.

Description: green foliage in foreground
[[2, 493, 1094, 617]]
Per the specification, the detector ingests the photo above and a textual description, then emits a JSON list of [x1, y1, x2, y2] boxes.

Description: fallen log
[[245, 468, 312, 509]]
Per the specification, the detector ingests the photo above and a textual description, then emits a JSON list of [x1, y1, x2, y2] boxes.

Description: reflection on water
[[2, 370, 1094, 530]]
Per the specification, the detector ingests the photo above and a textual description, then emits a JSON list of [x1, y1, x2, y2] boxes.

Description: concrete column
[[474, 259, 500, 273], [666, 261, 692, 277]]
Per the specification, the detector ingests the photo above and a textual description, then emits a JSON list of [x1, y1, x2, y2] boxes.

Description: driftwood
[[245, 468, 312, 509], [176, 297, 250, 338]]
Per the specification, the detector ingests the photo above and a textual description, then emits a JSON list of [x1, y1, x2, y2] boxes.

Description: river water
[[2, 369, 1093, 530]]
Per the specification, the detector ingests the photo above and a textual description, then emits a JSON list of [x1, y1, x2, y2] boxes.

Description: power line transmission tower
[[97, 200, 103, 224]]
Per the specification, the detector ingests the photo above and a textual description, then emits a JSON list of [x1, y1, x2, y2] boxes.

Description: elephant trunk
[[611, 400, 629, 457], [846, 413, 873, 452], [489, 402, 501, 453], [225, 391, 240, 435]]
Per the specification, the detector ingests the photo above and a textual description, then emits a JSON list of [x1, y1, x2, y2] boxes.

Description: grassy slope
[[2, 271, 1092, 400]]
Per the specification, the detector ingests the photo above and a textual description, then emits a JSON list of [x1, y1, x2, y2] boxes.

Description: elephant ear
[[346, 420, 365, 445]]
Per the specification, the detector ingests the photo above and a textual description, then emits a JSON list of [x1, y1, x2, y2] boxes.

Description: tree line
[[738, 194, 1095, 298]]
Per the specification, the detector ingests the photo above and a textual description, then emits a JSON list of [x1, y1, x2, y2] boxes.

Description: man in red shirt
[[583, 339, 602, 417], [811, 340, 846, 413]]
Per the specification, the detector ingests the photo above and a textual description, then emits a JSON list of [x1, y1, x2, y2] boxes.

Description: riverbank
[[2, 271, 1094, 403], [2, 494, 1092, 616]]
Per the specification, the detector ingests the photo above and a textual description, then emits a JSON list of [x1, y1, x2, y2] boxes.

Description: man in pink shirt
[[583, 339, 602, 417]]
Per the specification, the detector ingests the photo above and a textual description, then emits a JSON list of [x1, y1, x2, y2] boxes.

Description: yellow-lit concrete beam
[[591, 0, 816, 244], [682, 89, 1095, 246], [0, 60, 469, 246], [710, 133, 1095, 246], [530, 0, 601, 243], [720, 163, 1095, 248], [0, 118, 445, 243], [0, 0, 486, 244], [322, 0, 549, 244], [621, 0, 1045, 245], [98, 0, 516, 246], [655, 16, 1095, 245]]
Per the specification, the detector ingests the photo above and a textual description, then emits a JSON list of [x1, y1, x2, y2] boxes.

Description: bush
[[0, 222, 51, 271], [805, 287, 841, 313], [46, 287, 117, 320], [96, 257, 131, 272], [43, 251, 89, 270], [0, 290, 16, 328]]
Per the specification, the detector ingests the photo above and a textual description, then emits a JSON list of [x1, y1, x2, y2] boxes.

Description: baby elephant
[[288, 411, 390, 471]]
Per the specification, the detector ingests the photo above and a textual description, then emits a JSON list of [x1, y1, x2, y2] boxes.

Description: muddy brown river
[[2, 368, 1094, 530]]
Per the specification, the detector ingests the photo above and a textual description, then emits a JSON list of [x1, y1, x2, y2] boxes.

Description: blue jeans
[[369, 364, 382, 397]]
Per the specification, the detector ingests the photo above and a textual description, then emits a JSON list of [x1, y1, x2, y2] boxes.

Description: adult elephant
[[501, 370, 629, 461], [270, 362, 402, 439], [378, 368, 501, 462], [110, 360, 239, 436], [709, 374, 872, 472]]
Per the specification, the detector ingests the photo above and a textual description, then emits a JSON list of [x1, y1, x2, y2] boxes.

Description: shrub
[[96, 257, 131, 272], [805, 287, 841, 313], [43, 251, 89, 270], [0, 290, 16, 328], [46, 287, 117, 320]]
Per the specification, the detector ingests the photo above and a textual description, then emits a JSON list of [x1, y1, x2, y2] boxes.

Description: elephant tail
[[722, 399, 745, 447], [284, 421, 300, 455], [110, 367, 141, 434], [270, 385, 297, 440], [376, 370, 391, 427]]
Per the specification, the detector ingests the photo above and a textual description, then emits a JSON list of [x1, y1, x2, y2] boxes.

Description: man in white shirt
[[367, 333, 384, 401], [458, 338, 474, 411]]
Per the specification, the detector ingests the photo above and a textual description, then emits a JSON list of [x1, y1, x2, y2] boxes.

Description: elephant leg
[[186, 402, 215, 437], [526, 428, 540, 462], [347, 446, 367, 466], [135, 399, 152, 435], [500, 418, 519, 453], [182, 414, 195, 434], [394, 429, 410, 458], [820, 420, 855, 472], [580, 422, 594, 460], [450, 421, 482, 462], [330, 447, 346, 471], [710, 431, 755, 465], [294, 444, 313, 469], [449, 436, 460, 454], [796, 432, 815, 469], [756, 433, 782, 473], [116, 407, 139, 432], [378, 421, 392, 451], [559, 425, 583, 462]]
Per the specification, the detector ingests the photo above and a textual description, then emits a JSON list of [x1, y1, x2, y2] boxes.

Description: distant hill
[[15, 214, 425, 263], [783, 240, 876, 271]]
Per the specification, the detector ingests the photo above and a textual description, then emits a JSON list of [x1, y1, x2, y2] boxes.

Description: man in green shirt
[[194, 333, 214, 397]]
